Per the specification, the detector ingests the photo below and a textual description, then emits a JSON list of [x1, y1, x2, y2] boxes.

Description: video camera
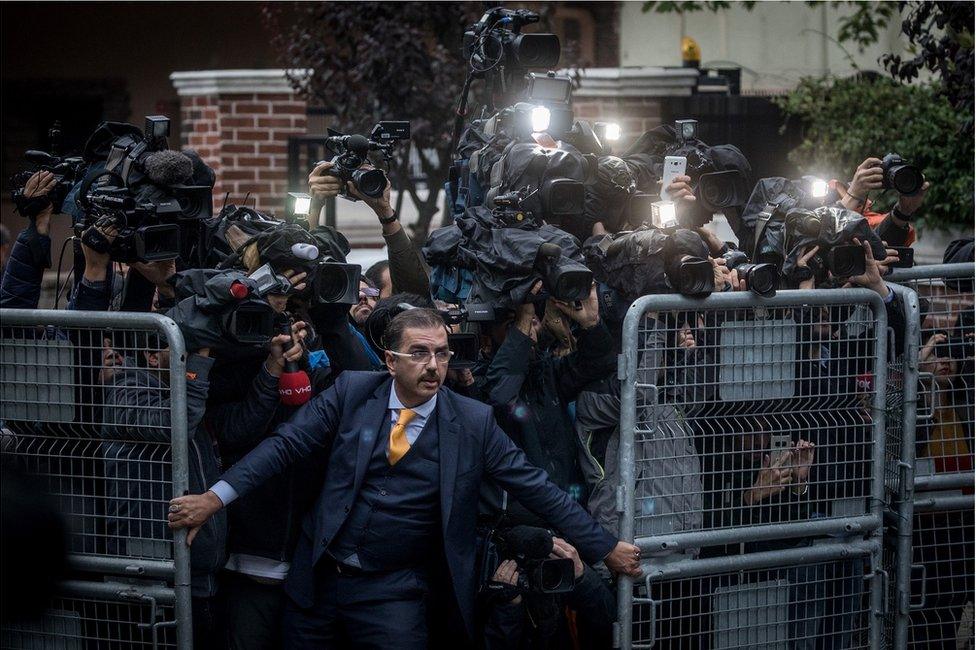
[[168, 266, 293, 350], [463, 7, 561, 95], [321, 121, 409, 201], [482, 525, 576, 596], [9, 121, 87, 215], [73, 115, 215, 263]]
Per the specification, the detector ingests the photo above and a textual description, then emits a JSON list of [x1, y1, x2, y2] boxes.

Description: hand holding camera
[[81, 221, 118, 282], [308, 161, 344, 200], [22, 171, 57, 233]]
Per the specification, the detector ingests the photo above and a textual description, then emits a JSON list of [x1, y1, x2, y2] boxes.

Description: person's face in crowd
[[386, 325, 450, 405], [377, 266, 392, 299], [933, 355, 959, 389], [349, 281, 378, 326]]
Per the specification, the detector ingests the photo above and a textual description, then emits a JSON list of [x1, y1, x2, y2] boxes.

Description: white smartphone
[[768, 434, 792, 466], [660, 156, 688, 201]]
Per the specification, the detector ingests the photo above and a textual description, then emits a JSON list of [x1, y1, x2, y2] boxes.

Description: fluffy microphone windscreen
[[144, 150, 194, 186], [278, 370, 312, 406]]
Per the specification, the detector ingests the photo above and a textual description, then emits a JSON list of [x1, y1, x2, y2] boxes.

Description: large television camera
[[73, 115, 214, 264], [463, 7, 561, 95]]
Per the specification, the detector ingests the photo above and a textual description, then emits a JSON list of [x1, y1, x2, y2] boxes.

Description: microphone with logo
[[276, 321, 312, 406]]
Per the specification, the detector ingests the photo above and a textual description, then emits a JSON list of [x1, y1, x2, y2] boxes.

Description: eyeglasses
[[388, 349, 454, 364]]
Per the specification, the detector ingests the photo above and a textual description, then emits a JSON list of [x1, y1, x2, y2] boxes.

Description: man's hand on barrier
[[604, 541, 642, 577], [551, 537, 584, 579], [168, 491, 223, 546], [744, 452, 793, 506]]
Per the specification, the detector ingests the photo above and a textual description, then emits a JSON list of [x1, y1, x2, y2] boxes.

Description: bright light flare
[[809, 178, 828, 199], [530, 105, 551, 133]]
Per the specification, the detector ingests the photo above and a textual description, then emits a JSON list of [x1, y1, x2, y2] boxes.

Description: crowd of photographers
[[2, 7, 974, 649]]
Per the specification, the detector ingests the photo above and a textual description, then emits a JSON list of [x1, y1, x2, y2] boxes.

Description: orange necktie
[[388, 408, 417, 465]]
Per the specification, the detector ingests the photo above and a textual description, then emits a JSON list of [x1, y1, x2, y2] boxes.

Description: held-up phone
[[890, 246, 915, 269], [768, 434, 793, 466], [660, 156, 687, 201]]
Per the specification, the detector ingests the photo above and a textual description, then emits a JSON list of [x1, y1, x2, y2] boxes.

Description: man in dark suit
[[168, 308, 641, 648]]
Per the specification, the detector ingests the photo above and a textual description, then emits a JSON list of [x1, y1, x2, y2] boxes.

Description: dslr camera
[[9, 121, 86, 215], [881, 153, 924, 196], [321, 121, 410, 201]]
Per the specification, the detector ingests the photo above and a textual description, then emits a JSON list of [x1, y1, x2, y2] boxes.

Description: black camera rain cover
[[455, 206, 587, 309], [494, 140, 589, 214], [583, 155, 636, 235], [166, 268, 265, 351], [82, 122, 144, 164], [782, 206, 887, 277], [583, 226, 670, 301], [740, 177, 802, 245], [422, 224, 463, 267]]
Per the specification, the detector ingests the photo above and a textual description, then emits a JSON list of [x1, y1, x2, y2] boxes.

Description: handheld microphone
[[276, 322, 311, 406]]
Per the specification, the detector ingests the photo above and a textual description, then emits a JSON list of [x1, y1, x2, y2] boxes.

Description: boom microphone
[[144, 150, 194, 187], [277, 322, 312, 406]]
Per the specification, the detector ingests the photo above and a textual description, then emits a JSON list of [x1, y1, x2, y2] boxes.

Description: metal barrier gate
[[0, 309, 192, 650], [616, 288, 889, 649], [887, 263, 975, 649]]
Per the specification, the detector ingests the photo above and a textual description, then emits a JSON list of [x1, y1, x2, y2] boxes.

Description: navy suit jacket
[[220, 371, 617, 636]]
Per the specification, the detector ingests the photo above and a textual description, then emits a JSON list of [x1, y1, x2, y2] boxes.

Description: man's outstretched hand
[[604, 540, 642, 577], [168, 491, 223, 546]]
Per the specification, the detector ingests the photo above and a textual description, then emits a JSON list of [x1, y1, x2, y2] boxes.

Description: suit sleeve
[[481, 413, 617, 565], [218, 372, 345, 500]]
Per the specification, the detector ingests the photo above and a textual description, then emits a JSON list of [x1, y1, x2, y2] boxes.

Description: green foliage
[[642, 0, 896, 53], [775, 75, 974, 229]]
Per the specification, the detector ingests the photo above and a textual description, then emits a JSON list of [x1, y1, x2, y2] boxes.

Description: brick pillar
[[170, 70, 309, 215]]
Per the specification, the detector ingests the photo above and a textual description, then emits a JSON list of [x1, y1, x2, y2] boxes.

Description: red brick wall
[[180, 92, 307, 214]]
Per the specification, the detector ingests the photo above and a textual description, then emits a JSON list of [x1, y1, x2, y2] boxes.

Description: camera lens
[[352, 168, 387, 199], [697, 171, 745, 212], [740, 262, 779, 297], [673, 259, 714, 297], [510, 33, 561, 68], [889, 164, 924, 196], [542, 179, 585, 217], [314, 266, 348, 303]]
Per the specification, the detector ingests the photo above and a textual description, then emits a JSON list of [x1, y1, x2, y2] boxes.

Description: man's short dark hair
[[384, 308, 446, 351], [365, 260, 390, 289]]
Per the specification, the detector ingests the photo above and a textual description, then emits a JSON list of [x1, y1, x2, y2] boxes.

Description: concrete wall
[[619, 1, 908, 92]]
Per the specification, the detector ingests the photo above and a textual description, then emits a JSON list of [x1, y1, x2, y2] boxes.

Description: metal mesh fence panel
[[0, 309, 192, 650], [629, 541, 881, 649], [887, 264, 975, 649], [888, 263, 975, 491], [0, 582, 178, 650], [616, 289, 888, 649]]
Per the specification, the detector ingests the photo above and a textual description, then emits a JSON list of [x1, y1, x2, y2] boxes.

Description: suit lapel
[[351, 377, 393, 496], [437, 389, 461, 530]]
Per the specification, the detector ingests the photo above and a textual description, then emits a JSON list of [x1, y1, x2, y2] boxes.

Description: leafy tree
[[642, 1, 897, 52], [776, 75, 973, 230], [881, 1, 975, 136], [263, 2, 481, 241]]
